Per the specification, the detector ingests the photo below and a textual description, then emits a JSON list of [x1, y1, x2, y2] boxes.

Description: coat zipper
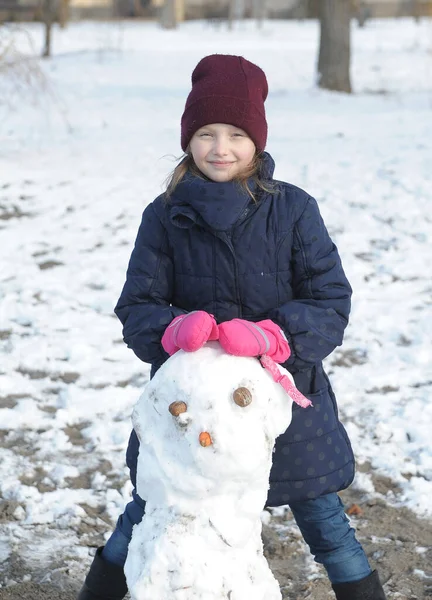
[[214, 230, 242, 318]]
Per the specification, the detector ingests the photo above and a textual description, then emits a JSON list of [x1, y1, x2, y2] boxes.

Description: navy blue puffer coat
[[115, 153, 355, 506]]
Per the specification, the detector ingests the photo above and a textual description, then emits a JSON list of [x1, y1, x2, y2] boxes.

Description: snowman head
[[132, 343, 294, 501]]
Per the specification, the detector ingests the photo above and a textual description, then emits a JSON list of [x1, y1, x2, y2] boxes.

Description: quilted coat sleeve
[[270, 195, 352, 370], [114, 202, 186, 367]]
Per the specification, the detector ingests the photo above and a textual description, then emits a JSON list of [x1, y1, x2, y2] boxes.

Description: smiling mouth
[[209, 161, 235, 168]]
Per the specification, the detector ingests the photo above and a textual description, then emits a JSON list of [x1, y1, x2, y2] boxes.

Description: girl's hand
[[218, 319, 290, 364], [162, 311, 219, 356]]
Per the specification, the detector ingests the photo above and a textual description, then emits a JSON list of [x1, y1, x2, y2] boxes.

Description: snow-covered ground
[[0, 16, 431, 581]]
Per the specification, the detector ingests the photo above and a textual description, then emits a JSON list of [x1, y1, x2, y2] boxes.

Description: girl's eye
[[199, 132, 212, 137], [232, 133, 244, 138]]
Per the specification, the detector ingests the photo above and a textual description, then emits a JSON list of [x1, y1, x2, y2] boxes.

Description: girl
[[77, 54, 386, 600]]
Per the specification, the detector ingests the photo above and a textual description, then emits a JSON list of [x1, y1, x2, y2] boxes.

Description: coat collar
[[169, 152, 275, 232]]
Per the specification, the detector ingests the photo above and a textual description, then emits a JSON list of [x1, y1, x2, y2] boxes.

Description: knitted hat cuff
[[181, 95, 267, 152]]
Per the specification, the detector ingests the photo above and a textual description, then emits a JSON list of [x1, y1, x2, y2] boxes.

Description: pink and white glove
[[218, 319, 291, 364], [161, 311, 219, 356], [218, 318, 310, 408]]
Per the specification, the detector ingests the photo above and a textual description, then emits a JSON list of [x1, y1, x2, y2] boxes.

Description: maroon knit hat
[[181, 54, 268, 153]]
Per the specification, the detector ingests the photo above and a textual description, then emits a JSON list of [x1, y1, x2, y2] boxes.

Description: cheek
[[192, 149, 206, 166], [190, 141, 208, 165], [239, 143, 256, 163]]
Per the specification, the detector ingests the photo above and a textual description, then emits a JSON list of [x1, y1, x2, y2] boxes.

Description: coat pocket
[[286, 386, 338, 443]]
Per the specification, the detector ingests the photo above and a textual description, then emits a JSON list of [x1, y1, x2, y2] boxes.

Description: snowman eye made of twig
[[233, 387, 252, 407], [169, 401, 187, 416]]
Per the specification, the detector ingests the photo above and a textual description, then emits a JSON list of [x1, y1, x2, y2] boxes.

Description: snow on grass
[[0, 16, 431, 575]]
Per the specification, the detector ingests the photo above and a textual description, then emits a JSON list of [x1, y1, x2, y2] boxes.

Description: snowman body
[[124, 343, 294, 600]]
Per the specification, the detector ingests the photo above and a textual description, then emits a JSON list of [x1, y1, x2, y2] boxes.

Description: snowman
[[124, 342, 302, 600]]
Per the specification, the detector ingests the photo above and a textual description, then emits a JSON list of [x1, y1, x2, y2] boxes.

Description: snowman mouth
[[208, 518, 232, 547]]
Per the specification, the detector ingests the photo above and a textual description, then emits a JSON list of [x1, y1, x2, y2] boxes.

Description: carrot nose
[[199, 432, 212, 447]]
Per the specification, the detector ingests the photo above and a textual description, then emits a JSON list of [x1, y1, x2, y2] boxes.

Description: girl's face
[[189, 123, 256, 183]]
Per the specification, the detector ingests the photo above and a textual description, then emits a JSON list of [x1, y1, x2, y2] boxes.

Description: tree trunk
[[42, 0, 55, 58], [228, 0, 245, 30], [355, 1, 371, 27], [160, 0, 177, 28], [134, 0, 143, 17], [175, 0, 184, 23], [410, 0, 420, 22], [58, 0, 68, 28], [252, 0, 267, 27], [317, 0, 352, 93]]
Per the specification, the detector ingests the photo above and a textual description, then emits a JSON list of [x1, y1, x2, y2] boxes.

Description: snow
[[413, 569, 432, 580], [125, 344, 294, 599], [0, 14, 431, 579]]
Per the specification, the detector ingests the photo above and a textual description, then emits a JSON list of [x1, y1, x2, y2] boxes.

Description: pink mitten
[[218, 319, 290, 363], [162, 311, 219, 356]]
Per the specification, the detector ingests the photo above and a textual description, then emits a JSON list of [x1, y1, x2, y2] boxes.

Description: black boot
[[332, 570, 386, 600], [77, 547, 128, 600]]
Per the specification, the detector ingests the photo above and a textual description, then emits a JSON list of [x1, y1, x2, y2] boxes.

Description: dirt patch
[[0, 583, 78, 600], [0, 205, 31, 221], [16, 368, 80, 384], [0, 478, 430, 599], [330, 348, 369, 368], [16, 367, 49, 380], [0, 431, 37, 457], [266, 480, 432, 599], [365, 385, 400, 394], [63, 423, 91, 447], [37, 261, 64, 270], [0, 455, 430, 600], [73, 504, 113, 546], [64, 473, 93, 490], [0, 395, 28, 409], [52, 372, 81, 384], [39, 405, 58, 415], [20, 468, 55, 494], [0, 502, 21, 524]]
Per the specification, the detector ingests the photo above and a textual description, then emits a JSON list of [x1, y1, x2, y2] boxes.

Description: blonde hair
[[165, 151, 276, 203]]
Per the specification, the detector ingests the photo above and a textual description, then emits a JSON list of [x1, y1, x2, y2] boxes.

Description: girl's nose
[[199, 431, 212, 447], [213, 137, 229, 156]]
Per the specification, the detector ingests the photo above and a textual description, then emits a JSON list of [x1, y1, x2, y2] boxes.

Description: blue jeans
[[289, 493, 372, 584], [102, 490, 371, 585]]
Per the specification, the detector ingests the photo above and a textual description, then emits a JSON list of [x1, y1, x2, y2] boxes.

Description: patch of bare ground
[[266, 471, 432, 599], [0, 582, 78, 600], [0, 469, 430, 599]]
